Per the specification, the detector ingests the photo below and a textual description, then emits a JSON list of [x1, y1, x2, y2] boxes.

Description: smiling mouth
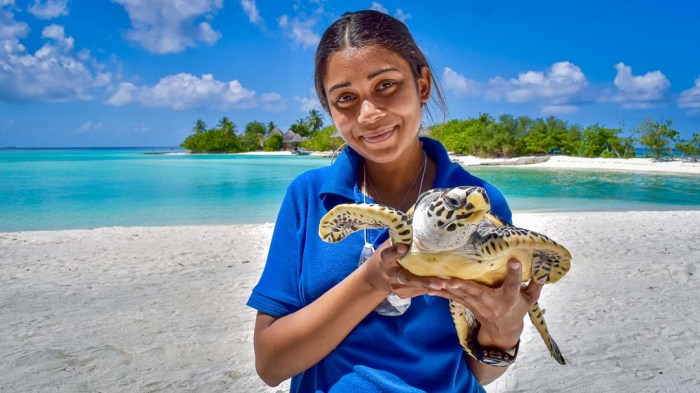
[[362, 126, 396, 144]]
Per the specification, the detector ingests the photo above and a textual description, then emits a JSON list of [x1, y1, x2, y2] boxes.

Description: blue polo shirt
[[247, 137, 511, 393]]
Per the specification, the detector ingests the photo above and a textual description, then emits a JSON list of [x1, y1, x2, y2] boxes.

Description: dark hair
[[314, 10, 446, 121]]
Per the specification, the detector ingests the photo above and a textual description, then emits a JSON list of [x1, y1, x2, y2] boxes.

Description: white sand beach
[[1, 211, 699, 392], [451, 154, 700, 175]]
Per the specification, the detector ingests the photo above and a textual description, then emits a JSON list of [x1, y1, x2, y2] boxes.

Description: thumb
[[504, 259, 522, 297], [380, 243, 409, 262]]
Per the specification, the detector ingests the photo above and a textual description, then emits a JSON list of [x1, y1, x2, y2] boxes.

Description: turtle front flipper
[[319, 203, 413, 246], [528, 302, 566, 365]]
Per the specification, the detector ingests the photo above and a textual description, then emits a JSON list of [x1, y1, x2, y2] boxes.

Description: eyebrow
[[327, 67, 399, 94]]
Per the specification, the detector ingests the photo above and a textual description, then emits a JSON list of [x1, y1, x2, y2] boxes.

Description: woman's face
[[323, 45, 431, 164]]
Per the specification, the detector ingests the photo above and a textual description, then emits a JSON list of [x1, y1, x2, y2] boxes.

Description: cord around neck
[[363, 150, 428, 213]]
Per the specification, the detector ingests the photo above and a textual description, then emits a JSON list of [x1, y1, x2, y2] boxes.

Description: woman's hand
[[361, 239, 450, 300], [434, 259, 543, 349]]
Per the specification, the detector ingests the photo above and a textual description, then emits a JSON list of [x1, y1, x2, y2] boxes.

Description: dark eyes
[[377, 80, 396, 90], [333, 80, 398, 105], [444, 196, 461, 210], [337, 94, 353, 103]]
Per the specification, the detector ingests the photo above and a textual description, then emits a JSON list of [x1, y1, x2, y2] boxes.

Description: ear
[[417, 66, 432, 105]]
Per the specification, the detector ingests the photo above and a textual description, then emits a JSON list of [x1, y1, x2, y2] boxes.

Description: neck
[[362, 139, 432, 211]]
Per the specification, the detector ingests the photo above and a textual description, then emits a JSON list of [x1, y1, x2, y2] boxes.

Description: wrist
[[476, 322, 522, 350], [356, 259, 392, 297], [468, 322, 521, 367]]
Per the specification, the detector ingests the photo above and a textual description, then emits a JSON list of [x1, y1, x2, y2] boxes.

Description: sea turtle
[[319, 186, 571, 365]]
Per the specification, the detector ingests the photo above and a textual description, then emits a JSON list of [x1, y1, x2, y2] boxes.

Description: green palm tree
[[193, 119, 207, 134], [307, 109, 324, 133], [218, 116, 236, 135], [267, 121, 277, 135]]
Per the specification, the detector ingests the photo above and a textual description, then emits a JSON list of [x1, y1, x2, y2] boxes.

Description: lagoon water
[[1, 147, 699, 232]]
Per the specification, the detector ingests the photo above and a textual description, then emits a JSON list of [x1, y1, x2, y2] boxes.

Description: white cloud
[[678, 76, 700, 112], [28, 0, 68, 19], [42, 24, 73, 48], [601, 62, 670, 109], [0, 8, 29, 40], [0, 23, 111, 103], [112, 0, 223, 54], [278, 15, 319, 48], [294, 95, 322, 112], [542, 105, 578, 115], [369, 3, 411, 22], [240, 0, 262, 25], [486, 61, 587, 103], [107, 73, 256, 110], [261, 92, 287, 112], [77, 120, 104, 133], [132, 122, 150, 133], [613, 63, 669, 98], [277, 14, 288, 29], [394, 9, 411, 22], [369, 2, 388, 14], [442, 67, 479, 96], [197, 21, 220, 44]]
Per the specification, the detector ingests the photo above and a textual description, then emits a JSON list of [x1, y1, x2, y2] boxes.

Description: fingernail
[[397, 244, 408, 254], [429, 282, 443, 290], [510, 262, 520, 270]]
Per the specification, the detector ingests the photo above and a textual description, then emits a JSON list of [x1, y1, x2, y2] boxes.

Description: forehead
[[324, 45, 412, 87]]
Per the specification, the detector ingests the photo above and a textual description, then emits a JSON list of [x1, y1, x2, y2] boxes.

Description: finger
[[503, 259, 523, 298], [523, 277, 544, 303], [379, 243, 409, 264], [444, 279, 486, 299], [399, 270, 449, 291]]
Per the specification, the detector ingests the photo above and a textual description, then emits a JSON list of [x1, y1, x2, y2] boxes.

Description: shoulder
[[286, 165, 333, 197]]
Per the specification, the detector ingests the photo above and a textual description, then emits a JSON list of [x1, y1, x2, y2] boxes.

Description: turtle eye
[[444, 196, 461, 210]]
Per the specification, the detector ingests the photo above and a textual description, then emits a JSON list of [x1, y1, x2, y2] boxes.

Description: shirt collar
[[319, 137, 460, 209]]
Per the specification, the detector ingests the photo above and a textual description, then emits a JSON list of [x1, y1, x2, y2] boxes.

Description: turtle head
[[412, 186, 491, 251]]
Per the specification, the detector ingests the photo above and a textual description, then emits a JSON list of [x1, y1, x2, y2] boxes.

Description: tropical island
[[180, 110, 699, 164]]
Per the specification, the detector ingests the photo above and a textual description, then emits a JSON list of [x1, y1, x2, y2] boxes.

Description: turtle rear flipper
[[480, 226, 571, 285], [319, 203, 413, 245], [528, 302, 566, 365], [449, 300, 477, 359]]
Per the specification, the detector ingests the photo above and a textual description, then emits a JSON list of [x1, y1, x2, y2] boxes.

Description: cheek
[[329, 110, 354, 136]]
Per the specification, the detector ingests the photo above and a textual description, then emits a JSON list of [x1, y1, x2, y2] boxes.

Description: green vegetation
[[427, 114, 690, 159], [676, 133, 700, 161], [181, 110, 329, 153], [302, 125, 342, 152], [634, 118, 679, 159], [181, 112, 693, 159]]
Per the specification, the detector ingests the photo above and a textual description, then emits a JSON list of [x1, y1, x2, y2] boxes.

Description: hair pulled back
[[314, 10, 445, 120]]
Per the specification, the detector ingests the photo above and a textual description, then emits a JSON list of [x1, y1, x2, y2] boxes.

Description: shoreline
[[162, 148, 700, 175], [1, 211, 699, 392], [220, 150, 700, 175], [450, 154, 700, 175]]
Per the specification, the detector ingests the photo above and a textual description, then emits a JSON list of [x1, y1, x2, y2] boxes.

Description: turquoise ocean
[[1, 147, 699, 232]]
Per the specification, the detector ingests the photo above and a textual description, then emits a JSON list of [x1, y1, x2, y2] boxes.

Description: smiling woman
[[246, 9, 544, 393]]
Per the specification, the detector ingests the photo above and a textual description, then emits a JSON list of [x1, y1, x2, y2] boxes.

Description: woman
[[247, 10, 543, 392]]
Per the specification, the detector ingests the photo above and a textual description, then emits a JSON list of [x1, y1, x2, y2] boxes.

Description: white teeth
[[363, 127, 395, 143]]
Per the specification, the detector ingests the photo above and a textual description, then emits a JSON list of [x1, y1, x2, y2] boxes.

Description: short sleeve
[[247, 181, 306, 317]]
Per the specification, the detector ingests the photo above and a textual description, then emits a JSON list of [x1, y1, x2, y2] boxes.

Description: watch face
[[469, 333, 519, 367]]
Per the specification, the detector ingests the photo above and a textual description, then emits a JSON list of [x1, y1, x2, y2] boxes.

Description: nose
[[358, 99, 384, 124]]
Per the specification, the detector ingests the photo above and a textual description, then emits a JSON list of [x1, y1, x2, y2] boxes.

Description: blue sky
[[0, 0, 698, 147]]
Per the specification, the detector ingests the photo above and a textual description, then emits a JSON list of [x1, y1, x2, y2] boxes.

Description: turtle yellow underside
[[319, 186, 570, 365]]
